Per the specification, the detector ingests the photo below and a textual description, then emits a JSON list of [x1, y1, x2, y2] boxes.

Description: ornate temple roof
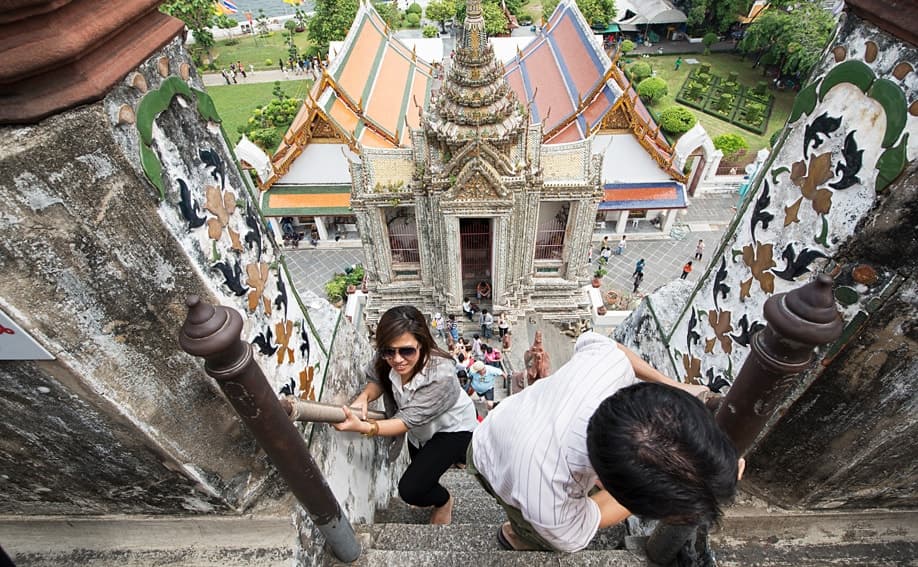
[[266, 0, 685, 189], [503, 0, 622, 143], [266, 1, 434, 187]]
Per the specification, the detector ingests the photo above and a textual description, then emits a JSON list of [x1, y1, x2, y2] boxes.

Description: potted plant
[[592, 267, 608, 287]]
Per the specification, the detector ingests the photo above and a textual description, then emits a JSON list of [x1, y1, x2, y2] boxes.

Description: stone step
[[376, 495, 507, 524], [327, 548, 641, 567], [0, 515, 296, 567], [359, 523, 627, 552]]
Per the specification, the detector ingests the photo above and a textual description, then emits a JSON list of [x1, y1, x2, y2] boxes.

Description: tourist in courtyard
[[446, 314, 460, 343], [497, 313, 509, 338], [695, 239, 705, 261], [432, 312, 445, 339], [470, 360, 504, 401], [480, 309, 494, 339], [615, 235, 627, 255], [462, 297, 474, 321], [469, 332, 741, 552], [599, 246, 612, 264], [471, 334, 484, 360], [674, 56, 682, 71], [633, 271, 644, 293], [681, 261, 693, 280], [633, 258, 645, 277], [484, 344, 503, 369], [333, 305, 477, 525]]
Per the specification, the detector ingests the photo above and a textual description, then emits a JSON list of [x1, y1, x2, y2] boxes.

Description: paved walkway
[[202, 68, 316, 87], [282, 194, 738, 306], [200, 36, 739, 87]]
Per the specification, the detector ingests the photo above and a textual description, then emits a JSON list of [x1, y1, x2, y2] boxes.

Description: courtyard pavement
[[282, 194, 740, 303]]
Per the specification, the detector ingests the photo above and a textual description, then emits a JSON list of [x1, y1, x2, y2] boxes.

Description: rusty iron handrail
[[179, 296, 360, 563], [645, 274, 843, 566], [279, 397, 386, 423]]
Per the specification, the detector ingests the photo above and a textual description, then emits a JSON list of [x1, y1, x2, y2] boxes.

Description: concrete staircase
[[323, 469, 918, 567], [324, 468, 642, 566]]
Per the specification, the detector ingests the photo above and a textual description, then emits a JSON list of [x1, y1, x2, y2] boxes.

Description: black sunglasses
[[379, 346, 419, 359]]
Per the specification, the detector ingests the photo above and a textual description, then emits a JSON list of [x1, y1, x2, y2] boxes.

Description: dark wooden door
[[459, 218, 491, 282]]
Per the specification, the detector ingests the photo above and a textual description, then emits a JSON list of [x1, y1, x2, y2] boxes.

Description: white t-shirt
[[471, 332, 638, 552], [389, 357, 478, 448]]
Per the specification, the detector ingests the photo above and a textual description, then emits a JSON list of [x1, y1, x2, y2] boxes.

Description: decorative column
[[615, 211, 630, 234]]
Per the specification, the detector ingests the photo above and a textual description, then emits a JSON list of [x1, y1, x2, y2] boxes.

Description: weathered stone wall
[[0, 36, 402, 525], [295, 316, 407, 565], [616, 12, 917, 509], [0, 101, 260, 513], [743, 162, 917, 510]]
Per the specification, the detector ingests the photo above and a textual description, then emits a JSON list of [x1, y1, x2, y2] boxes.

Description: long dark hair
[[373, 306, 452, 389]]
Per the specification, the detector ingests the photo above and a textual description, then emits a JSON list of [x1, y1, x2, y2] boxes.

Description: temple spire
[[423, 0, 525, 145], [467, 0, 483, 18]]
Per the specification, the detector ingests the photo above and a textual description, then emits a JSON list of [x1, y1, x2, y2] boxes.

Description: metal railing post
[[645, 275, 842, 565], [178, 295, 360, 563], [715, 273, 843, 454]]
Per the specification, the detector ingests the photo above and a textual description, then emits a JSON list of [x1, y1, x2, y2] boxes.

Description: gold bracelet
[[362, 420, 379, 438]]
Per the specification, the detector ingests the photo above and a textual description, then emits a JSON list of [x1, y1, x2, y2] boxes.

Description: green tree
[[406, 12, 421, 27], [702, 32, 718, 54], [713, 133, 748, 158], [214, 14, 237, 30], [578, 0, 616, 27], [426, 0, 456, 32], [423, 24, 439, 38], [482, 1, 509, 35], [238, 82, 302, 151], [629, 61, 652, 83], [374, 1, 401, 29], [309, 0, 360, 57], [658, 106, 697, 135], [684, 0, 752, 35], [637, 77, 668, 104], [160, 0, 217, 59], [740, 3, 835, 77], [542, 0, 615, 25], [407, 2, 423, 14], [620, 39, 635, 54]]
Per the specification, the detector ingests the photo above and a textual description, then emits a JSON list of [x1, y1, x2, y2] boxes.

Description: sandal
[[496, 523, 515, 550]]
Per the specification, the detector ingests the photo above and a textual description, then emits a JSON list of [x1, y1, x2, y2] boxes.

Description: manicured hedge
[[675, 68, 774, 134]]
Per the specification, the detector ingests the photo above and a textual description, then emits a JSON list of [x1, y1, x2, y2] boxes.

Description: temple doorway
[[459, 218, 492, 298]]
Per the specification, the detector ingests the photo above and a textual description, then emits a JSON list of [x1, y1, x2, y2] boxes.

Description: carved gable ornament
[[449, 158, 509, 200]]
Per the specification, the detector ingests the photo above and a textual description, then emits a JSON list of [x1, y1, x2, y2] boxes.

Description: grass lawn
[[206, 80, 312, 147], [629, 53, 795, 152], [201, 31, 313, 72]]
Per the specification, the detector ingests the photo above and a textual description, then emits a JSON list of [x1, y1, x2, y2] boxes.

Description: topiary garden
[[675, 64, 774, 134]]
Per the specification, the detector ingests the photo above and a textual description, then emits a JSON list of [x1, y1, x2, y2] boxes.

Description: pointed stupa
[[424, 0, 525, 144]]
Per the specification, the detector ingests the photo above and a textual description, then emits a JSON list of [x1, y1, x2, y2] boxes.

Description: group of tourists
[[220, 60, 249, 85], [452, 334, 505, 401], [330, 303, 743, 551], [280, 55, 321, 79]]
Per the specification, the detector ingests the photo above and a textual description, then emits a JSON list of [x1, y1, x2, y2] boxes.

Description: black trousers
[[400, 431, 472, 508]]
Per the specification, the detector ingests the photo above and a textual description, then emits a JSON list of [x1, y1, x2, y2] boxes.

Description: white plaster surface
[[277, 143, 352, 185], [595, 134, 673, 183]]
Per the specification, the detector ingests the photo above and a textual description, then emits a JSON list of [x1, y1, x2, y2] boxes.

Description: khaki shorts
[[466, 442, 557, 551]]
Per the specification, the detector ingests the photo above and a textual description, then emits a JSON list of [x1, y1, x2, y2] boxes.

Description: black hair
[[587, 382, 738, 527], [373, 306, 452, 388]]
